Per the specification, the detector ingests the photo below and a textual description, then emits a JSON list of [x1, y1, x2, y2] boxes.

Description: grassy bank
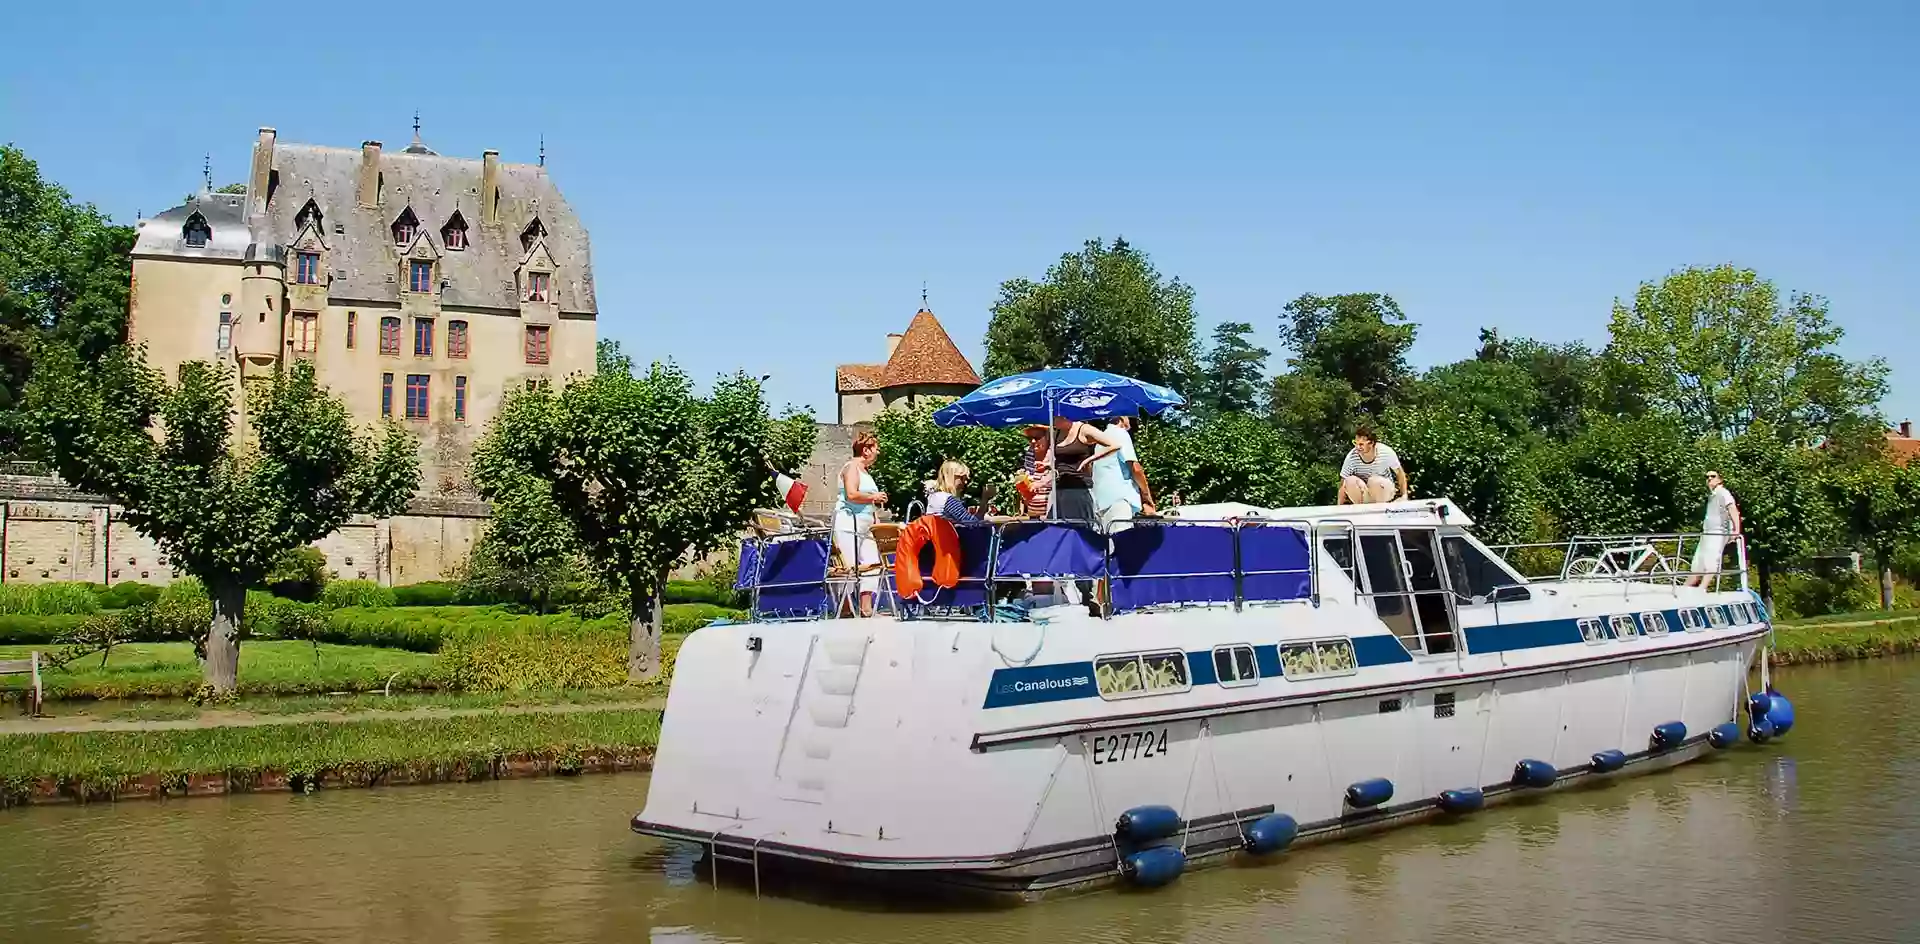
[[0, 642, 437, 700], [1771, 615, 1920, 666], [0, 708, 663, 806]]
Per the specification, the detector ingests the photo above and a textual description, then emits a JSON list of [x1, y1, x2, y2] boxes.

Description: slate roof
[[133, 191, 252, 261], [834, 308, 981, 393], [133, 139, 596, 316]]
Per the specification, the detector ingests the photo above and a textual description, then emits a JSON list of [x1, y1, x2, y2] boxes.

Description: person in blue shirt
[[1092, 416, 1156, 533]]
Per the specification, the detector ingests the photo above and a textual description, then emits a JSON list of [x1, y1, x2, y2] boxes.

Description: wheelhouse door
[[1355, 531, 1422, 650], [1397, 528, 1458, 654]]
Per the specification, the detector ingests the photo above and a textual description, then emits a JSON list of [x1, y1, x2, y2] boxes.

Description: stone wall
[[0, 472, 489, 587]]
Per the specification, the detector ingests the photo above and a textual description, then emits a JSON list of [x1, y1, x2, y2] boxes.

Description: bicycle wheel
[[1567, 557, 1604, 578]]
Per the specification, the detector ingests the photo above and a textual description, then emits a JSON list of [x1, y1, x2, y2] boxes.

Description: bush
[[662, 602, 747, 634], [322, 580, 397, 609], [159, 577, 208, 607], [1771, 568, 1879, 620], [265, 547, 329, 602], [244, 592, 325, 640], [664, 579, 742, 608], [0, 614, 90, 645], [93, 581, 162, 610], [392, 581, 459, 607], [0, 583, 101, 616], [430, 622, 630, 692]]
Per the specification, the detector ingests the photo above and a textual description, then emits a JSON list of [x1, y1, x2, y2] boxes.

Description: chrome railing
[[1483, 532, 1751, 595]]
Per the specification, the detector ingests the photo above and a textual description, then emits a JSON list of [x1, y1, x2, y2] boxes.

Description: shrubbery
[[0, 582, 100, 616], [664, 579, 742, 609], [321, 580, 397, 609], [1771, 568, 1880, 620], [430, 622, 631, 692], [265, 547, 330, 602], [0, 614, 89, 645], [93, 581, 162, 609], [392, 581, 460, 607]]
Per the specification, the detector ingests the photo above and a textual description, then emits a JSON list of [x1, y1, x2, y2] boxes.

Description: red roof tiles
[[1888, 432, 1919, 467], [835, 309, 981, 393]]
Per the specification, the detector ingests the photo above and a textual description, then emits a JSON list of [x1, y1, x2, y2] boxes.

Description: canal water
[[2, 657, 1917, 944]]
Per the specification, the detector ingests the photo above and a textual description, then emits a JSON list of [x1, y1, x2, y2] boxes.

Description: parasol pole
[[1045, 388, 1057, 519]]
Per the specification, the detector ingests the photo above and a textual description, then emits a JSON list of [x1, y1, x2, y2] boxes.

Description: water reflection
[[0, 657, 1916, 943]]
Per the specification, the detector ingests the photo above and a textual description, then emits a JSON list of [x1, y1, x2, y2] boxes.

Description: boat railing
[[1482, 531, 1751, 597], [733, 515, 1324, 622]]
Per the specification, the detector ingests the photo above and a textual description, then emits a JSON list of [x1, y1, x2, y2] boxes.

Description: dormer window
[[409, 260, 434, 294], [296, 251, 321, 284], [526, 271, 551, 302], [392, 207, 419, 246], [183, 213, 211, 248], [442, 212, 469, 251], [294, 199, 323, 233], [520, 218, 547, 252]]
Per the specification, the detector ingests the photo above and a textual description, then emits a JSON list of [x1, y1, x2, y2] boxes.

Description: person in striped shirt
[[1337, 425, 1408, 504], [1018, 425, 1054, 518]]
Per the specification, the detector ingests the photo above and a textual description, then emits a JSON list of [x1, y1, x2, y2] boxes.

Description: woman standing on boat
[[836, 431, 888, 617], [1050, 415, 1120, 616]]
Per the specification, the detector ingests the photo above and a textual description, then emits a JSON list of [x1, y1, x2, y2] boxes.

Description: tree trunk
[[204, 580, 246, 693], [1757, 563, 1775, 616], [1881, 564, 1896, 611], [627, 573, 665, 681]]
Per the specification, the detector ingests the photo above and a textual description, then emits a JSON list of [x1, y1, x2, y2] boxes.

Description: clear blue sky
[[3, 1, 1914, 426]]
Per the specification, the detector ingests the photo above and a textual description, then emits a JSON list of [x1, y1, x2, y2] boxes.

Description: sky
[[2, 1, 1914, 426]]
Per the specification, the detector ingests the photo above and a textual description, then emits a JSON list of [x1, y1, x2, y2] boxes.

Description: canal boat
[[630, 499, 1793, 899]]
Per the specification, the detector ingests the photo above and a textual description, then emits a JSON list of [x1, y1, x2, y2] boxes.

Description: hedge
[[392, 581, 461, 607], [664, 580, 743, 608], [0, 583, 100, 617], [0, 614, 90, 645]]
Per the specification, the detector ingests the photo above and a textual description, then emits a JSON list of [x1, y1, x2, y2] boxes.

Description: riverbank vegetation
[[1773, 613, 1920, 666]]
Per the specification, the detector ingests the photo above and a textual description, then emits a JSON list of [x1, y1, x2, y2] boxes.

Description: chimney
[[247, 127, 276, 218], [1901, 419, 1913, 439], [482, 150, 500, 223], [885, 333, 904, 359], [357, 141, 382, 208]]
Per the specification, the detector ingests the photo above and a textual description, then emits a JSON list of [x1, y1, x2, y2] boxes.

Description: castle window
[[295, 199, 323, 233], [392, 207, 419, 246], [296, 252, 321, 284], [380, 373, 394, 416], [379, 316, 402, 355], [409, 260, 433, 293], [346, 311, 357, 349], [520, 218, 547, 252], [183, 213, 211, 248], [526, 271, 550, 302], [414, 317, 434, 357], [217, 312, 232, 351], [525, 325, 550, 365], [405, 374, 430, 420], [290, 312, 318, 353], [447, 320, 469, 358], [442, 212, 468, 250], [454, 376, 468, 421]]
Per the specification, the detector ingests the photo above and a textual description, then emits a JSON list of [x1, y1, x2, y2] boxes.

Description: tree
[[1267, 367, 1362, 464], [1711, 426, 1831, 610], [1411, 358, 1544, 440], [0, 145, 136, 455], [472, 343, 814, 680], [982, 237, 1199, 388], [21, 345, 418, 691], [1536, 413, 1701, 539], [870, 403, 1026, 518], [1136, 413, 1312, 509], [1605, 264, 1887, 443], [1820, 450, 1920, 610], [1277, 292, 1416, 419], [1193, 321, 1269, 417], [1382, 403, 1538, 545]]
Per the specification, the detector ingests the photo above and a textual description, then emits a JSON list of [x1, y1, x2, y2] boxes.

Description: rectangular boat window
[[1359, 533, 1423, 651], [1442, 534, 1528, 604], [1277, 638, 1358, 680], [1095, 650, 1191, 700], [1641, 611, 1670, 636], [1578, 618, 1606, 643], [1279, 643, 1319, 678], [1610, 615, 1639, 640], [1707, 606, 1729, 628], [1678, 608, 1699, 631], [1737, 603, 1754, 624], [1322, 536, 1355, 577], [1212, 645, 1259, 688], [1313, 638, 1357, 674]]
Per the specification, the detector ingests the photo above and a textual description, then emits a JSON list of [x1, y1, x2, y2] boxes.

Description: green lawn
[[1772, 615, 1920, 665], [1777, 607, 1920, 627], [0, 642, 437, 700]]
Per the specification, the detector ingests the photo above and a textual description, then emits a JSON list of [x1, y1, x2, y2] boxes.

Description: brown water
[[2, 658, 1917, 944]]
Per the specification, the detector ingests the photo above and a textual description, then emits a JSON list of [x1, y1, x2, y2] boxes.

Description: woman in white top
[[836, 430, 889, 616]]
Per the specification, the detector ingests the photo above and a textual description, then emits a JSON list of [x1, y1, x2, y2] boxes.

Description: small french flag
[[773, 470, 807, 514]]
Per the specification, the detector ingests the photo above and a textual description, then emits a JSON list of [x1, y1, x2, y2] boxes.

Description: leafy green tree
[[1136, 413, 1312, 509], [982, 237, 1199, 388], [1708, 426, 1832, 609], [1411, 358, 1544, 440], [1820, 450, 1920, 610], [1277, 292, 1416, 418], [1193, 321, 1269, 417], [1267, 367, 1362, 463], [21, 346, 418, 691], [1605, 264, 1887, 443], [869, 404, 1026, 518], [1382, 403, 1538, 545], [0, 145, 136, 455], [473, 343, 814, 679], [1535, 413, 1701, 539]]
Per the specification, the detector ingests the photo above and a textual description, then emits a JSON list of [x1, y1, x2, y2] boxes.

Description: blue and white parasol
[[931, 368, 1185, 429]]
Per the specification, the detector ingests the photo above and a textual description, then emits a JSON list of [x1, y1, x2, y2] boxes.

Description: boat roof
[[1162, 498, 1475, 528]]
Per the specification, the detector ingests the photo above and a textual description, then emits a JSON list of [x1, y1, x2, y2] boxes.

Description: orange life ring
[[893, 514, 963, 599]]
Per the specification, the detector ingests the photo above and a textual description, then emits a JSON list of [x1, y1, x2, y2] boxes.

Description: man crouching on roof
[[1336, 425, 1408, 504]]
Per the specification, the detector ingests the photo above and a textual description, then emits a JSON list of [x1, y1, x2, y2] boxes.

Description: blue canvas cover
[[992, 521, 1106, 580], [1239, 523, 1312, 602], [1109, 522, 1237, 611], [752, 534, 832, 619]]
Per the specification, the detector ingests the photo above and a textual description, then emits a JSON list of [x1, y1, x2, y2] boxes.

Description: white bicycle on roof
[[1566, 541, 1679, 581]]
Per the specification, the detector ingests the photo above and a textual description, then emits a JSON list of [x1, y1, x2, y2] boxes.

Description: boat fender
[[1114, 805, 1183, 843], [1709, 722, 1741, 749], [892, 515, 962, 599], [1241, 813, 1299, 855], [1512, 759, 1557, 788], [1590, 749, 1628, 773], [1748, 716, 1776, 744], [1346, 777, 1394, 809], [1763, 691, 1795, 736], [1649, 721, 1687, 752], [1120, 845, 1187, 888], [1437, 788, 1484, 814], [1748, 692, 1772, 722]]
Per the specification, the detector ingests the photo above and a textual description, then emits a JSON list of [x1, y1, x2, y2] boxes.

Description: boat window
[[1578, 617, 1606, 643], [1322, 536, 1356, 579], [1277, 638, 1358, 679], [1678, 608, 1699, 631], [1442, 534, 1528, 604], [1359, 533, 1424, 652], [1094, 650, 1191, 700], [1640, 611, 1670, 636], [1610, 615, 1638, 640], [1212, 645, 1259, 688], [1400, 529, 1457, 654], [1736, 603, 1754, 624], [1707, 606, 1729, 628]]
